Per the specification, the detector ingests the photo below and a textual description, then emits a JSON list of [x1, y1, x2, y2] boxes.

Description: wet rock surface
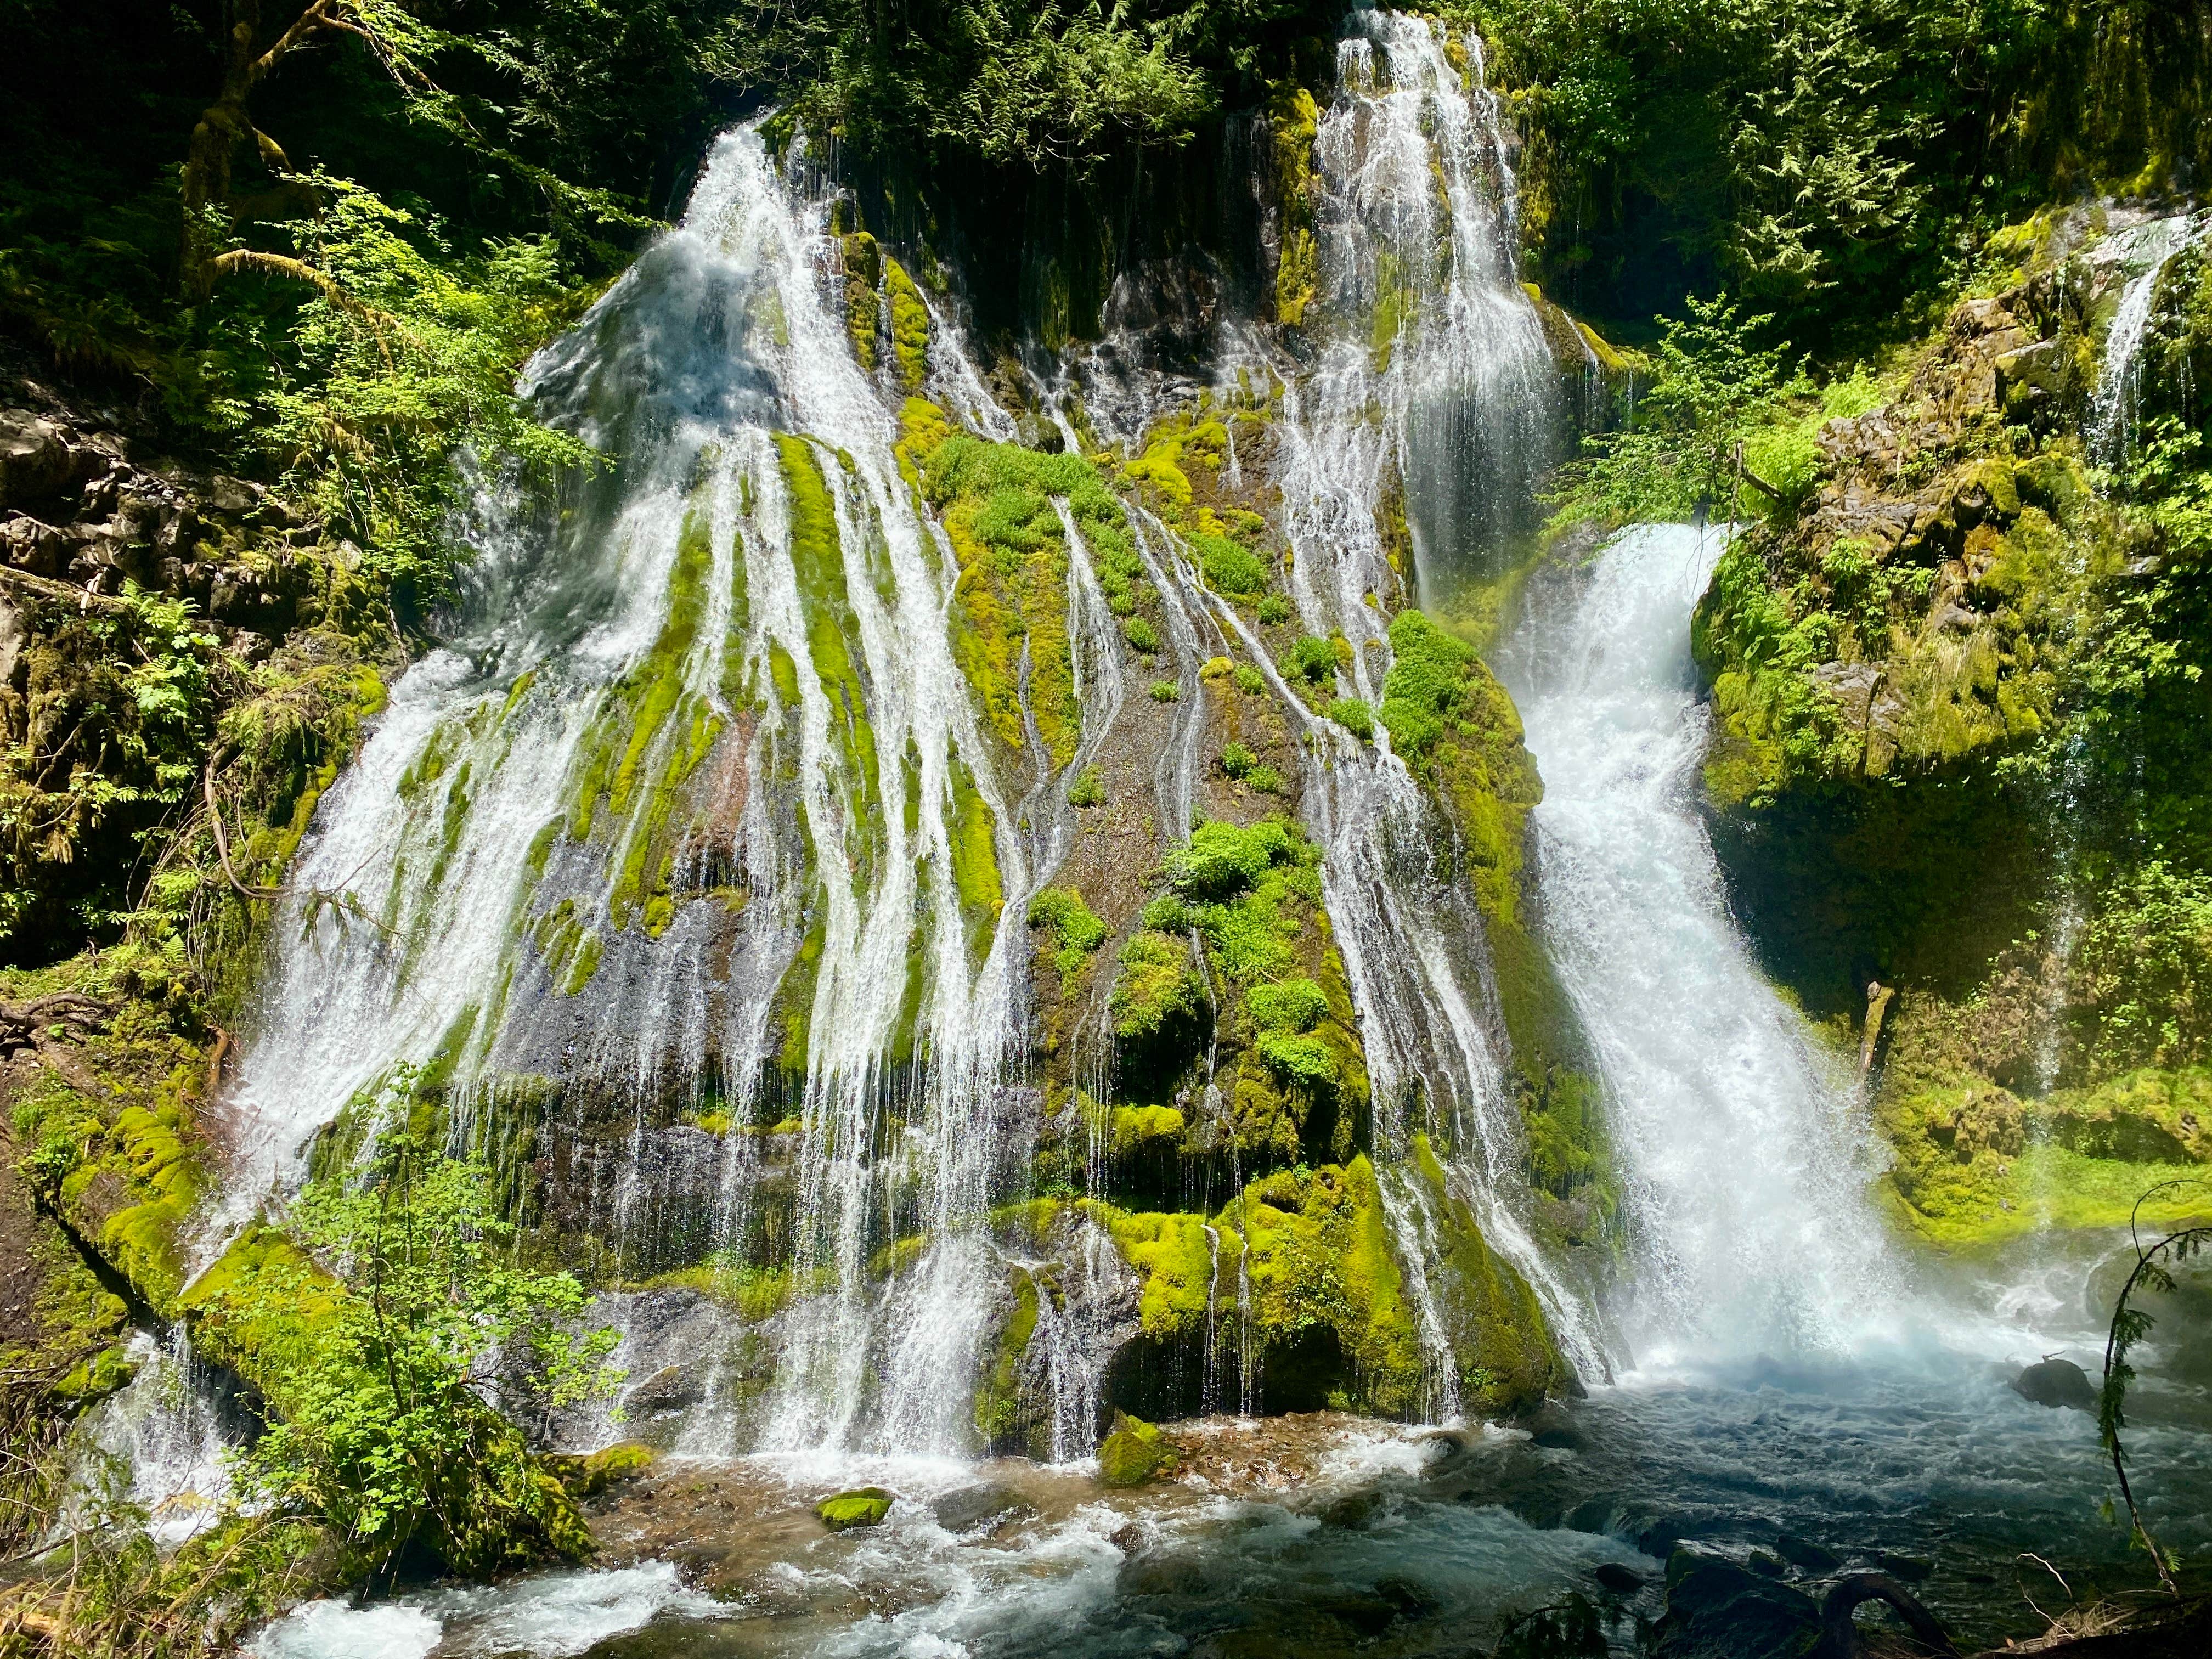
[[2011, 1357, 2098, 1413]]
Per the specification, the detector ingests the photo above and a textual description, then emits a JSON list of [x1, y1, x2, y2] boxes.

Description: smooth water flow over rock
[[1503, 526, 1904, 1363], [222, 127, 1058, 1457]]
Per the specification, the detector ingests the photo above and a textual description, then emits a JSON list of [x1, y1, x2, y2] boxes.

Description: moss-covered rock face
[[1690, 208, 2212, 1247], [1099, 816, 1371, 1169], [1384, 610, 1612, 1245]]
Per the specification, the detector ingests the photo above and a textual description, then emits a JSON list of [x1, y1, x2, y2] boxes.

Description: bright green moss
[[841, 231, 882, 370], [1407, 1136, 1567, 1412], [1027, 885, 1108, 975], [973, 1269, 1040, 1447], [96, 1094, 203, 1312], [1269, 85, 1321, 326], [1093, 1204, 1227, 1338], [1110, 931, 1205, 1041], [902, 416, 1142, 768], [883, 256, 930, 391], [949, 753, 1004, 942], [1098, 1410, 1177, 1486], [818, 1487, 893, 1530], [1328, 697, 1374, 740], [1108, 1104, 1186, 1153]]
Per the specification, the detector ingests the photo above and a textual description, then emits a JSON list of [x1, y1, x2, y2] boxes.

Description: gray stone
[[2011, 1356, 2097, 1412]]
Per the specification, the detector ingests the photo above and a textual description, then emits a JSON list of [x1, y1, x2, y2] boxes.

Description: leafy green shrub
[[199, 1108, 618, 1574], [1125, 616, 1161, 653], [2073, 861, 2212, 1074], [1026, 885, 1109, 975], [1328, 698, 1374, 740], [1218, 741, 1257, 778], [1284, 634, 1337, 684], [1150, 679, 1180, 702], [1233, 663, 1267, 695], [1244, 763, 1282, 794], [1195, 532, 1268, 595], [1257, 594, 1293, 625], [1068, 765, 1105, 807]]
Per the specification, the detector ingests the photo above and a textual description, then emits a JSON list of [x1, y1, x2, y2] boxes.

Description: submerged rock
[[2010, 1356, 2097, 1412], [1650, 1547, 1822, 1658], [1773, 1533, 1841, 1572], [1098, 1410, 1177, 1487], [929, 1482, 1034, 1534], [1590, 1561, 1652, 1596], [816, 1487, 894, 1530]]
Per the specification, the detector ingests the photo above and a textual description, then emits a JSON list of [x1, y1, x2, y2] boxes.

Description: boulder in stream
[[2010, 1357, 2097, 1412], [816, 1487, 894, 1530], [1098, 1411, 1177, 1487], [1650, 1548, 1822, 1658]]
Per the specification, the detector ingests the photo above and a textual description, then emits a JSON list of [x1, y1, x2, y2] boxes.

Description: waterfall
[[199, 13, 1602, 1460], [217, 127, 1057, 1457], [2091, 212, 2206, 465], [1499, 526, 1903, 1364], [1257, 10, 1599, 1384]]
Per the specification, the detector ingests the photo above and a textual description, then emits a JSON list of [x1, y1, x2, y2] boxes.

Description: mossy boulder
[[1097, 1412, 1176, 1487], [817, 1487, 894, 1530], [548, 1441, 657, 1496]]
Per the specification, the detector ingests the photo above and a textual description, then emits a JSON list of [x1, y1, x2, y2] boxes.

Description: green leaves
[[1548, 290, 1790, 531], [210, 1074, 620, 1570]]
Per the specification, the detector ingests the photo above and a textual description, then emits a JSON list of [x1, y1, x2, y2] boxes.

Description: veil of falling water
[[204, 12, 1662, 1468], [1239, 10, 1603, 1391], [218, 127, 1063, 1457]]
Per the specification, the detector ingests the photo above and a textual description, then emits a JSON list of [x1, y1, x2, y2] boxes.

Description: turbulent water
[[75, 9, 2208, 1656]]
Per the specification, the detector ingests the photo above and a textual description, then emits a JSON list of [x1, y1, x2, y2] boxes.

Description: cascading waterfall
[[218, 127, 1067, 1457], [1231, 8, 1601, 1389], [1498, 526, 1904, 1363], [2090, 211, 2207, 465]]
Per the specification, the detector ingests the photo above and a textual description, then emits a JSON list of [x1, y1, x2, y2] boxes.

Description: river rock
[[1650, 1547, 1822, 1658], [1590, 1561, 1652, 1595], [1875, 1551, 1934, 1582], [816, 1487, 894, 1530], [930, 1482, 1033, 1533], [1773, 1533, 1841, 1572], [1520, 1402, 1589, 1451], [2011, 1356, 2097, 1412], [1097, 1410, 1176, 1487]]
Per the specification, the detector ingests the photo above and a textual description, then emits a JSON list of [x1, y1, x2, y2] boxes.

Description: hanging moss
[[1268, 85, 1321, 328], [883, 255, 931, 391]]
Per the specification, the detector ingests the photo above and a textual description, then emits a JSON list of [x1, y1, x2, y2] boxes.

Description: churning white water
[[1502, 525, 1904, 1365]]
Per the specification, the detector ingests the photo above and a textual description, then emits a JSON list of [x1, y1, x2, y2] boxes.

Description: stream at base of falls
[[243, 1294, 2212, 1659], [237, 527, 2212, 1659]]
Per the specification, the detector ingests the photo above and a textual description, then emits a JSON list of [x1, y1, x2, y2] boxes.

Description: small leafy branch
[[2099, 1178, 2212, 1596]]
